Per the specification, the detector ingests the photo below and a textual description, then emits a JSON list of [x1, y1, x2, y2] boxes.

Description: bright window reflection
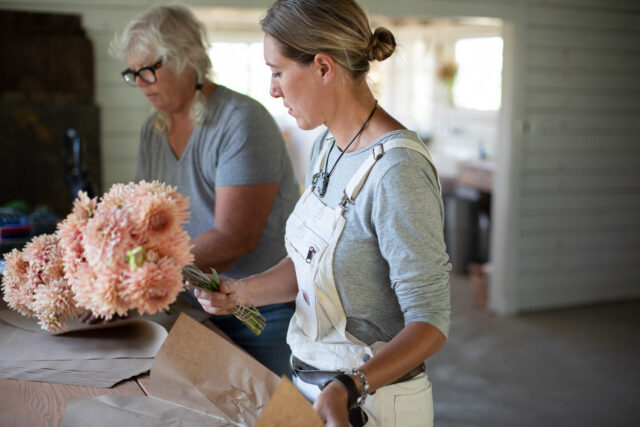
[[452, 37, 503, 111], [209, 42, 286, 118]]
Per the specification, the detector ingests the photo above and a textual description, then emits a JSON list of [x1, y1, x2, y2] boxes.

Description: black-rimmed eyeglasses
[[121, 60, 163, 86]]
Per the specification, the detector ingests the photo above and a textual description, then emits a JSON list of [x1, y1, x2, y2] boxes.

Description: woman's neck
[[167, 80, 218, 159], [169, 80, 217, 127], [327, 80, 407, 151], [326, 88, 378, 152]]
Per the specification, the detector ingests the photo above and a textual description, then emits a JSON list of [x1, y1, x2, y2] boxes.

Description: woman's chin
[[295, 118, 319, 131]]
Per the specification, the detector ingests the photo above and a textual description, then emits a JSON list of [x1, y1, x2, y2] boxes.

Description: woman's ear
[[313, 53, 335, 82]]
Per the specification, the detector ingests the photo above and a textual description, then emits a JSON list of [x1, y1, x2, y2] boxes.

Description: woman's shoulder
[[210, 85, 268, 113], [373, 130, 431, 164], [206, 86, 279, 131], [368, 130, 440, 187]]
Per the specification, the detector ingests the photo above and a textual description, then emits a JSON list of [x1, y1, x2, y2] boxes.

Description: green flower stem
[[182, 264, 266, 335], [126, 246, 146, 271]]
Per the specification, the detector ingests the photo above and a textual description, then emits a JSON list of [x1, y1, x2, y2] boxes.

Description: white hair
[[110, 5, 212, 133]]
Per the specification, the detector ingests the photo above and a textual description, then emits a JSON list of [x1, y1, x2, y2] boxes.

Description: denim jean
[[180, 289, 294, 376], [210, 302, 295, 377]]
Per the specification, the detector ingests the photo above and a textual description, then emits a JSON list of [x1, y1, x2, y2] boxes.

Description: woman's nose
[[270, 82, 281, 98]]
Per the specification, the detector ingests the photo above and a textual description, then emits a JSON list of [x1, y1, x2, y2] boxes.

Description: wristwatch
[[322, 373, 360, 409]]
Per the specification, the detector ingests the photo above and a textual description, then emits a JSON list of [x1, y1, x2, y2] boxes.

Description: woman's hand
[[313, 380, 350, 427], [193, 276, 244, 315], [192, 258, 298, 314]]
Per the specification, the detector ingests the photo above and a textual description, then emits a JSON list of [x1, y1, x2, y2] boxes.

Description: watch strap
[[322, 373, 359, 409]]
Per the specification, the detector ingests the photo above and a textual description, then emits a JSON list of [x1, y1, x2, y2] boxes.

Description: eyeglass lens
[[122, 61, 162, 86]]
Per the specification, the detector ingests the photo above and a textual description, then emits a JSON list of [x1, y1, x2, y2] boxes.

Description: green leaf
[[209, 268, 220, 287]]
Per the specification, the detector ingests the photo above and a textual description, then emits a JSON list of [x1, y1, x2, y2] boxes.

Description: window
[[452, 37, 503, 111], [370, 33, 436, 137], [209, 42, 286, 118]]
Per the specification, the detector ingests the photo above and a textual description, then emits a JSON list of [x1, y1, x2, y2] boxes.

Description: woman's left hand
[[313, 380, 350, 427]]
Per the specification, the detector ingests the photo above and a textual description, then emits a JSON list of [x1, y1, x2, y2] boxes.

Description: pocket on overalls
[[362, 374, 433, 427], [391, 374, 433, 427], [285, 213, 329, 280], [284, 212, 330, 340]]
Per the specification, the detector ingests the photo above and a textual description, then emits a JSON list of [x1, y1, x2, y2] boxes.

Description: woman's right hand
[[313, 380, 350, 427], [193, 276, 244, 315]]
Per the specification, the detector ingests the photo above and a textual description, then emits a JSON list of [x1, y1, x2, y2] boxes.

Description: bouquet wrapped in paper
[[57, 181, 194, 321], [2, 233, 84, 332]]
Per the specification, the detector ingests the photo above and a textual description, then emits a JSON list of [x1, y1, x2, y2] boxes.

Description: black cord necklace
[[313, 100, 378, 197]]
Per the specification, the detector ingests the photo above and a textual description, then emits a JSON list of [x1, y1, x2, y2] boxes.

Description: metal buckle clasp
[[372, 144, 384, 160]]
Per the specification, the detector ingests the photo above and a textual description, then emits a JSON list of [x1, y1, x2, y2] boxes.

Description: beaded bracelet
[[345, 369, 370, 405]]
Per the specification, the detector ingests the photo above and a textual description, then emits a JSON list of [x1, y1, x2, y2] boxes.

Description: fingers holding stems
[[193, 284, 237, 315], [182, 264, 265, 335]]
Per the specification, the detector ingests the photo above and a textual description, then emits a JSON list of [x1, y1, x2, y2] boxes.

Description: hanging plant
[[438, 60, 459, 104], [438, 60, 459, 85]]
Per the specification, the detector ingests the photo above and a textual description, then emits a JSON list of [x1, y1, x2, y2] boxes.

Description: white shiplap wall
[[513, 0, 640, 312], [3, 0, 639, 314], [366, 0, 640, 314]]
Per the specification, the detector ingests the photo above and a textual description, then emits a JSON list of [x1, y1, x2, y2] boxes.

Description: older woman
[[195, 1, 452, 426], [110, 5, 299, 377]]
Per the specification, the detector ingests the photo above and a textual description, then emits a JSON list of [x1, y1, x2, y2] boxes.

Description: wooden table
[[0, 375, 147, 427], [0, 319, 232, 426]]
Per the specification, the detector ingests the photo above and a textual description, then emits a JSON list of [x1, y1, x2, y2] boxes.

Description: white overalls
[[284, 137, 441, 426]]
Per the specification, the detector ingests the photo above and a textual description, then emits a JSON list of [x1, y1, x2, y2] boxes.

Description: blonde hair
[[110, 5, 212, 133], [260, 0, 396, 79]]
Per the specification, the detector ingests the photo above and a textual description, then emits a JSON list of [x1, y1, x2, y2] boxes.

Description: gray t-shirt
[[305, 129, 451, 343], [136, 85, 299, 279]]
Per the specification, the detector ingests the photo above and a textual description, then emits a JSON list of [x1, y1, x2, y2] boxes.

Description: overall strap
[[341, 138, 441, 205], [313, 136, 335, 175]]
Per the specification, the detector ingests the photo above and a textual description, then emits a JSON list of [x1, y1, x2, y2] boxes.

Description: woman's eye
[[271, 72, 281, 78]]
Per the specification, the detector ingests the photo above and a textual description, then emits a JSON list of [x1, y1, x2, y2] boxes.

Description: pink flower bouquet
[[2, 233, 83, 332], [57, 181, 194, 321], [1, 181, 195, 332]]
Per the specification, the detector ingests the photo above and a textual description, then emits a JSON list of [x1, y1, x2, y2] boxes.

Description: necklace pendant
[[312, 171, 330, 197], [318, 174, 330, 197]]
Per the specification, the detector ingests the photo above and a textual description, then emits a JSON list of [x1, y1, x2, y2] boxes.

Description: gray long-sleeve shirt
[[306, 129, 451, 343]]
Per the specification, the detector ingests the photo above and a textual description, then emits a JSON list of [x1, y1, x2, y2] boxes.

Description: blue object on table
[[0, 208, 33, 240]]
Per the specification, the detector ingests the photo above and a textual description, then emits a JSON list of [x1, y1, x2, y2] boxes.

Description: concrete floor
[[428, 274, 640, 427]]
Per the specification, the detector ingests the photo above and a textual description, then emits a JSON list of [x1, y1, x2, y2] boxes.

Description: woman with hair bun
[[195, 1, 451, 425], [110, 5, 299, 377]]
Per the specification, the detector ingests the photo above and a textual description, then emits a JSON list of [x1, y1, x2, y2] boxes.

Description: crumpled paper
[[61, 313, 324, 426], [0, 295, 212, 387]]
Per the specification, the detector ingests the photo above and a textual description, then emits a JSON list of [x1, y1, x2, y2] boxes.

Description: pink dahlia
[[82, 207, 134, 270], [1, 233, 83, 332], [119, 250, 184, 315], [56, 180, 194, 321]]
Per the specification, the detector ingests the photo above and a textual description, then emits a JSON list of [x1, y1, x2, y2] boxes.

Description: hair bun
[[367, 27, 396, 62]]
